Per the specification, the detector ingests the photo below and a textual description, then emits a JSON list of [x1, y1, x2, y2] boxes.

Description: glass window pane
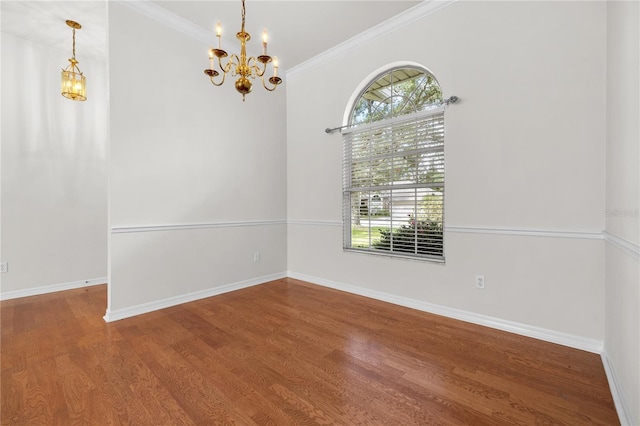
[[344, 66, 445, 261]]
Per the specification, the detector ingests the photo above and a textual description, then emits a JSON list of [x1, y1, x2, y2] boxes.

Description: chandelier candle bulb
[[209, 49, 214, 69], [273, 57, 278, 77], [216, 21, 222, 49], [262, 28, 268, 55]]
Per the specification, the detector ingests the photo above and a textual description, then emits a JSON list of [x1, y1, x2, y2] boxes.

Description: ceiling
[[1, 1, 109, 59], [1, 1, 421, 69]]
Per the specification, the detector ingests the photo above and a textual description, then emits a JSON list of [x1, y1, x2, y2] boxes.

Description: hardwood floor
[[1, 278, 619, 425]]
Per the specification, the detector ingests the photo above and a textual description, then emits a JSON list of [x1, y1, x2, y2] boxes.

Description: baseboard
[[0, 277, 107, 301], [4, 272, 604, 354], [287, 271, 604, 354], [103, 272, 287, 322], [601, 351, 636, 426]]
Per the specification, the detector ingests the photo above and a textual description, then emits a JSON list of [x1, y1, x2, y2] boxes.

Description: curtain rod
[[324, 95, 459, 134]]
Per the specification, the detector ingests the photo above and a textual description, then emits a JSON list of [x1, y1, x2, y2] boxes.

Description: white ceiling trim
[[286, 0, 457, 79], [120, 0, 242, 58], [119, 0, 456, 78], [121, 1, 208, 43]]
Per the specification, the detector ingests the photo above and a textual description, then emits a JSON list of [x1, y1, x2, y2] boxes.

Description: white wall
[[1, 2, 636, 420], [286, 1, 607, 343], [106, 2, 287, 319], [604, 2, 639, 424], [0, 32, 108, 298]]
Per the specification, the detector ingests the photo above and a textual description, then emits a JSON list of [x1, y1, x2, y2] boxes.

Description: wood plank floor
[[1, 278, 619, 425]]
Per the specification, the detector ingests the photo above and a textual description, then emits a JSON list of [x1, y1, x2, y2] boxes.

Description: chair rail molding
[[111, 219, 287, 234], [603, 231, 640, 260]]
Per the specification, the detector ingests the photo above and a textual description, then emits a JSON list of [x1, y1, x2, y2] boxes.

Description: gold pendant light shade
[[61, 59, 86, 101], [61, 20, 86, 101]]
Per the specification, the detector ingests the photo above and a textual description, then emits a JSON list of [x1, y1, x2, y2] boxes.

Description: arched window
[[343, 66, 445, 261]]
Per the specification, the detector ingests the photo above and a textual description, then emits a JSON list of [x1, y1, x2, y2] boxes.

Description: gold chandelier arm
[[261, 74, 282, 92], [247, 57, 267, 78], [219, 53, 238, 75], [229, 54, 241, 74], [206, 53, 240, 86], [205, 68, 226, 86]]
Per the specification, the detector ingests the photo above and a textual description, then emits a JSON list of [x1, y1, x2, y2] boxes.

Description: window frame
[[342, 66, 446, 263]]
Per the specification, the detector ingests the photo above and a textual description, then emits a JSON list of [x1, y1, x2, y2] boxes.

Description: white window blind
[[343, 107, 445, 261]]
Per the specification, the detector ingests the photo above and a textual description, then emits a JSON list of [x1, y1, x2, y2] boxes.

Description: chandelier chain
[[72, 28, 76, 59]]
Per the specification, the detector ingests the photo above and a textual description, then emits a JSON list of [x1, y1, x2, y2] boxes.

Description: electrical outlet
[[475, 274, 485, 289], [253, 251, 260, 262], [0, 262, 7, 273]]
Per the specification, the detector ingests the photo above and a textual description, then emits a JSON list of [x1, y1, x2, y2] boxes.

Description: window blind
[[343, 107, 445, 261]]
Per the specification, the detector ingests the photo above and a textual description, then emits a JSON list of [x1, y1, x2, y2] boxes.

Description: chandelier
[[204, 0, 282, 101], [61, 20, 86, 101]]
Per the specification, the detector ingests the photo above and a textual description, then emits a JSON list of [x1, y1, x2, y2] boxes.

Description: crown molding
[[287, 0, 458, 79], [120, 1, 208, 43], [120, 0, 457, 80], [119, 0, 242, 57]]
